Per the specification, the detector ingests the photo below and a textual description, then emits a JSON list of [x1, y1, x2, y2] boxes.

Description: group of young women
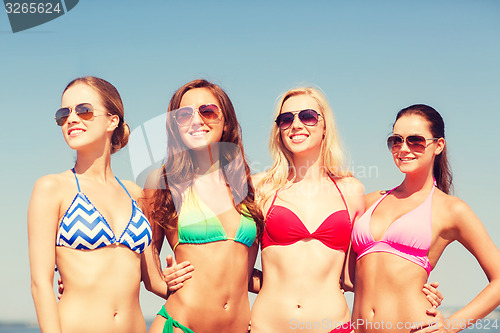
[[28, 76, 500, 333]]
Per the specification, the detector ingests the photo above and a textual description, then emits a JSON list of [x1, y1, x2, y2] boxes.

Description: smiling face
[[60, 83, 117, 151], [279, 94, 324, 158], [176, 88, 225, 150], [391, 114, 444, 175]]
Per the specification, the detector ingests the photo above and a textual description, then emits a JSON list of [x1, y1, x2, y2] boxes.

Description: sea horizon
[[2, 307, 498, 332]]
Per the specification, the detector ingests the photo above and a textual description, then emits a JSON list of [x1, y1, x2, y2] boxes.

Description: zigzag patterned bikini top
[[56, 169, 152, 254]]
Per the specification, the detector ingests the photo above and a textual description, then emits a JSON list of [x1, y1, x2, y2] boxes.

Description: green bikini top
[[173, 188, 257, 251]]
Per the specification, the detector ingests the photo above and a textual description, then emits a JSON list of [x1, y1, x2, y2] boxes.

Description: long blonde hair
[[256, 87, 351, 205]]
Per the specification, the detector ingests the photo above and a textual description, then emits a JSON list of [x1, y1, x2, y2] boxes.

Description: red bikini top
[[261, 177, 352, 251]]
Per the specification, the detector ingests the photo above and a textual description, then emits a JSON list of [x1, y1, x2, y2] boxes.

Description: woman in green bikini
[[143, 79, 263, 333]]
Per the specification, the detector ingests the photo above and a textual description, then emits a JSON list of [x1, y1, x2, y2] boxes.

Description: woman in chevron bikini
[[28, 76, 179, 333]]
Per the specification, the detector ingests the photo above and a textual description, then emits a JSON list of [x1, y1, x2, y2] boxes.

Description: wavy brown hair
[[149, 79, 263, 241]]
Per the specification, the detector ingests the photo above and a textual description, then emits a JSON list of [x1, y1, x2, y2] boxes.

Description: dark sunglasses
[[55, 103, 111, 126], [173, 104, 222, 126], [387, 134, 439, 153], [275, 109, 323, 130]]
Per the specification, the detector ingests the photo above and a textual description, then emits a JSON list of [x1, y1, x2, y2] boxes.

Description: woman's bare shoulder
[[119, 179, 144, 201], [337, 175, 364, 188], [251, 172, 266, 185], [434, 190, 473, 224], [144, 168, 163, 190], [33, 170, 74, 193], [336, 176, 365, 198], [365, 190, 386, 208]]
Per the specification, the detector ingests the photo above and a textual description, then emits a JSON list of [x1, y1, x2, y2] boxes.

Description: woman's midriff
[[251, 242, 351, 333], [352, 253, 433, 333], [56, 246, 146, 333], [164, 241, 252, 333]]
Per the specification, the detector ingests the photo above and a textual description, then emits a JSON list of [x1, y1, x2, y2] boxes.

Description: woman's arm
[[248, 173, 266, 294], [140, 220, 194, 299], [131, 180, 192, 299], [340, 178, 366, 291], [431, 197, 500, 333], [341, 244, 357, 292], [248, 242, 261, 294], [128, 171, 195, 300], [28, 175, 63, 333], [141, 243, 193, 299]]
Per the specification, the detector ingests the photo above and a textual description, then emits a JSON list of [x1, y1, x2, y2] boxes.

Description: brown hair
[[64, 76, 130, 154], [395, 104, 453, 194], [150, 79, 264, 240]]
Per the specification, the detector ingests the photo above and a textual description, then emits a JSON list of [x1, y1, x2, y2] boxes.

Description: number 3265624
[[5, 2, 62, 14]]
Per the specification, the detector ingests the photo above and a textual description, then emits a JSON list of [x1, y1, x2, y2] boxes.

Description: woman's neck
[[191, 143, 221, 176], [399, 167, 435, 195], [74, 149, 113, 183], [290, 153, 325, 182]]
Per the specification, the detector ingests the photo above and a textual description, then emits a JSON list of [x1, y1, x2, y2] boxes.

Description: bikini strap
[[387, 186, 398, 194], [426, 186, 436, 229], [425, 185, 436, 203], [329, 175, 351, 221], [264, 190, 280, 220], [329, 176, 348, 210], [115, 177, 132, 199], [71, 168, 81, 192], [269, 190, 279, 208]]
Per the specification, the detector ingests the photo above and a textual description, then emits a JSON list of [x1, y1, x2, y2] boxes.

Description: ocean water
[[0, 325, 495, 333], [0, 320, 155, 333], [0, 327, 39, 333], [1, 316, 498, 332]]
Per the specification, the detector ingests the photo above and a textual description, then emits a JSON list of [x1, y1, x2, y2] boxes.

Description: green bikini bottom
[[157, 305, 195, 333]]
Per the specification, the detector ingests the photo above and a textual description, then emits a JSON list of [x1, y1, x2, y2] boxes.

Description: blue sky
[[1, 0, 499, 323]]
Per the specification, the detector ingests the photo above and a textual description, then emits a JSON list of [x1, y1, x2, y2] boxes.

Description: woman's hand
[[423, 281, 443, 308], [163, 255, 194, 293], [412, 308, 448, 332], [57, 277, 64, 300], [248, 268, 262, 294]]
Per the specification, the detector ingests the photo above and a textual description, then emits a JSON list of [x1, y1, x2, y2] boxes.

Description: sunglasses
[[173, 104, 222, 126], [387, 134, 439, 153], [55, 103, 111, 126], [275, 109, 323, 130]]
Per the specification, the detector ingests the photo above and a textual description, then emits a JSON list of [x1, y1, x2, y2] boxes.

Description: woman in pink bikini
[[349, 104, 500, 332]]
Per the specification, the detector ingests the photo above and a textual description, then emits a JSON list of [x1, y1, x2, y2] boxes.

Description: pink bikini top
[[261, 177, 352, 251], [351, 186, 435, 276]]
